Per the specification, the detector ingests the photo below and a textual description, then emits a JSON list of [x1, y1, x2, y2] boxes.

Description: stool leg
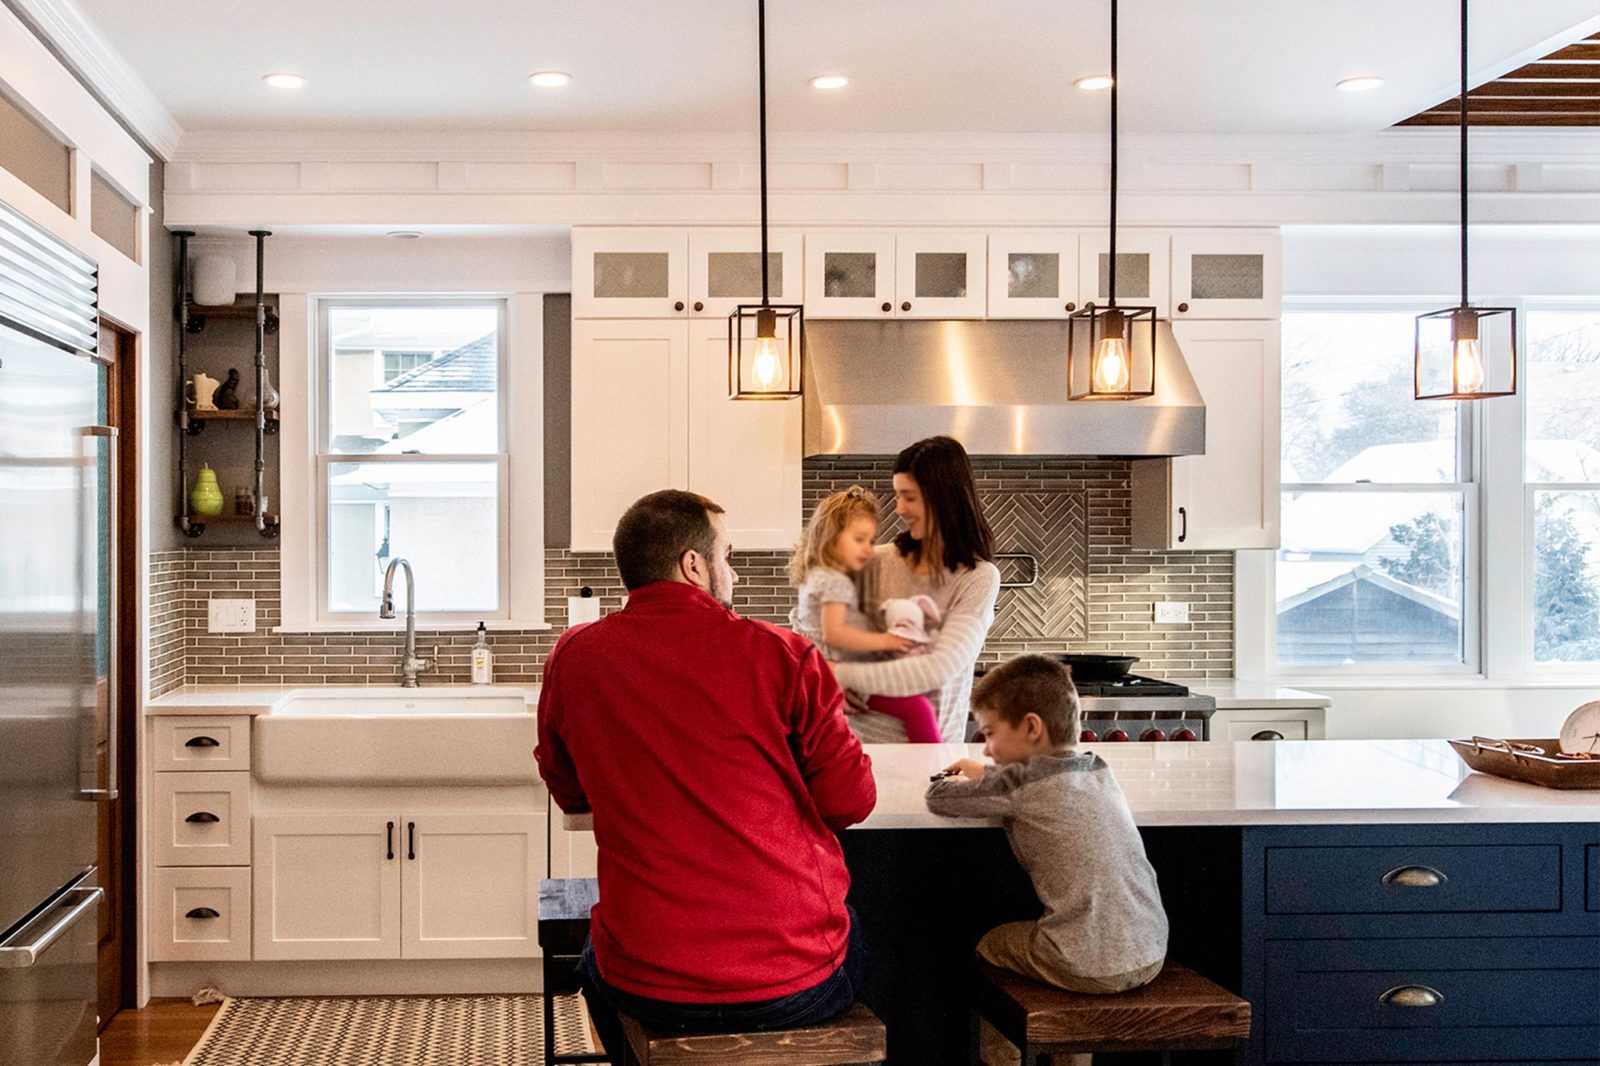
[[543, 987, 555, 1066]]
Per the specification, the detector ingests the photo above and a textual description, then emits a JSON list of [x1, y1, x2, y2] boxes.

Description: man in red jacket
[[535, 489, 876, 1057]]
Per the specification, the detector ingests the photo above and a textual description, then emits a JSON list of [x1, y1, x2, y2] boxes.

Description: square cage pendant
[[1067, 303, 1157, 400], [1414, 305, 1516, 401], [729, 303, 804, 400]]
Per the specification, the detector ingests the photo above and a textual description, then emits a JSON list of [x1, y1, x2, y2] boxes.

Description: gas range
[[972, 666, 1216, 741]]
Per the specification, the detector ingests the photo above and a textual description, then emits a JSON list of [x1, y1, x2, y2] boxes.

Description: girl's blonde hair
[[788, 485, 881, 586]]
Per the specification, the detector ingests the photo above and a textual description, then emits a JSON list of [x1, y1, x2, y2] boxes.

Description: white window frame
[[278, 293, 546, 632]]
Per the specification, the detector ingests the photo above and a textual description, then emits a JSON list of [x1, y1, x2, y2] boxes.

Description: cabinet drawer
[[153, 771, 251, 866], [1264, 937, 1600, 1063], [1265, 844, 1561, 914], [153, 716, 251, 772], [150, 867, 251, 962]]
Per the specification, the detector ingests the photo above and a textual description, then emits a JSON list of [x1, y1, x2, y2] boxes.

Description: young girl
[[788, 486, 944, 743]]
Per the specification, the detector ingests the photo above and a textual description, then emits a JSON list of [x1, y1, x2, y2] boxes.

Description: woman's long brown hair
[[892, 436, 995, 573]]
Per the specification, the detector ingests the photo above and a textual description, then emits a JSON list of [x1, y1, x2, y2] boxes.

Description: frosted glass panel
[[822, 252, 877, 298], [707, 252, 783, 299], [1191, 254, 1264, 300], [1097, 253, 1151, 299], [915, 252, 968, 298], [593, 252, 669, 299], [1007, 253, 1060, 299]]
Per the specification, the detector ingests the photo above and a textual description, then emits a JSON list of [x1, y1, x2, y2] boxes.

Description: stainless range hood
[[802, 319, 1206, 458]]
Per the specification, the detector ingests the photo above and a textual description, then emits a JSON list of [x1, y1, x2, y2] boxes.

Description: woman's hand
[[943, 758, 987, 781]]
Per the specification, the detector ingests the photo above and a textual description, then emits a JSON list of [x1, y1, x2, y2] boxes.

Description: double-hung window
[[1524, 307, 1600, 668], [1275, 306, 1478, 671], [316, 300, 509, 622]]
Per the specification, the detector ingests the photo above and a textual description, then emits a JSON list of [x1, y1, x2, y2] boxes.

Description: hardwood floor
[[99, 999, 220, 1066]]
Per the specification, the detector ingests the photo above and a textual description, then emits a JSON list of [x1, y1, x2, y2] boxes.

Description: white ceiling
[[72, 0, 1600, 136]]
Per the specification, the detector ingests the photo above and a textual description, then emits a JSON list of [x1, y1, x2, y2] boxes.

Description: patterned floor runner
[[182, 993, 595, 1065]]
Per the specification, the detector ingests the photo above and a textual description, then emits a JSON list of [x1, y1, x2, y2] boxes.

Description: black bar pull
[[407, 821, 416, 860], [184, 736, 221, 748], [185, 811, 221, 824], [1178, 506, 1188, 543], [185, 907, 221, 920], [386, 821, 395, 861]]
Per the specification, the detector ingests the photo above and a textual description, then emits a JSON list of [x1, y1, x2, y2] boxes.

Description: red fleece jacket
[[534, 580, 877, 1002]]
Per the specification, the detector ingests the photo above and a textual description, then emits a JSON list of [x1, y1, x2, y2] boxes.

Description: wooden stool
[[620, 1003, 887, 1066], [971, 960, 1250, 1065], [538, 877, 607, 1066]]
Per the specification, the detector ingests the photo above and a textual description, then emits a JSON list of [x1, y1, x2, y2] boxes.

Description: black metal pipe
[[175, 230, 193, 533], [249, 230, 270, 534]]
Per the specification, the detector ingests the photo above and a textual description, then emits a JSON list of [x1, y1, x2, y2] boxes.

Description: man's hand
[[944, 758, 987, 781]]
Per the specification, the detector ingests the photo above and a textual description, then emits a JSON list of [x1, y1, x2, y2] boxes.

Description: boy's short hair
[[971, 655, 1080, 746]]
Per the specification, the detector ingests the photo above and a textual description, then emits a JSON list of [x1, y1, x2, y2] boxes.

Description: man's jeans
[[578, 905, 868, 1061]]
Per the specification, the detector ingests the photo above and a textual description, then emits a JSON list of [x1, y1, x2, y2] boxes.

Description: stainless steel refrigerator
[[0, 199, 111, 1066]]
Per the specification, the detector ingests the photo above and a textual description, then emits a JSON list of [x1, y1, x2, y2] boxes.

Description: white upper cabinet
[[573, 228, 690, 318], [986, 231, 1082, 319], [688, 229, 804, 319], [804, 231, 898, 318], [893, 231, 988, 318], [1170, 229, 1282, 320], [1078, 231, 1172, 317]]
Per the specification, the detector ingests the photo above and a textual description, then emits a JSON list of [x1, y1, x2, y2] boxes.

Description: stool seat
[[974, 960, 1251, 1056], [621, 1003, 886, 1066]]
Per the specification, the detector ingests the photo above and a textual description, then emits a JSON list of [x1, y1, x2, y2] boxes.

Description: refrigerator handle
[[0, 886, 103, 969], [79, 425, 118, 801]]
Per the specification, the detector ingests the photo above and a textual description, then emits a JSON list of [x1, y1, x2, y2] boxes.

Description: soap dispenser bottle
[[470, 622, 494, 684]]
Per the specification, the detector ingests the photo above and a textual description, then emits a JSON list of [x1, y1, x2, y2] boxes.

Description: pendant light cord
[[1108, 0, 1118, 308], [1459, 0, 1469, 308], [758, 0, 770, 307]]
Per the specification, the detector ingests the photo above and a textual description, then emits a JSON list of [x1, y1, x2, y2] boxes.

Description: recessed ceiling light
[[1074, 75, 1114, 91], [1337, 76, 1384, 93], [809, 74, 850, 90], [386, 230, 423, 240], [529, 71, 572, 88], [262, 72, 305, 90]]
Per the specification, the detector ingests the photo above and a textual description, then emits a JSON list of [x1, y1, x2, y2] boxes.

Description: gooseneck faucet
[[379, 558, 432, 688]]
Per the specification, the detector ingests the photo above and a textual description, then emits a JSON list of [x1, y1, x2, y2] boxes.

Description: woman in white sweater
[[833, 437, 1001, 743]]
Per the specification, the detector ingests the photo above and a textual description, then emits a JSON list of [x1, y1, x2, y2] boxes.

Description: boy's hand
[[944, 758, 987, 781]]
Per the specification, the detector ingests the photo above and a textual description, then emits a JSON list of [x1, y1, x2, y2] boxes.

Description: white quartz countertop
[[145, 684, 540, 716], [1183, 682, 1331, 708], [560, 739, 1600, 831]]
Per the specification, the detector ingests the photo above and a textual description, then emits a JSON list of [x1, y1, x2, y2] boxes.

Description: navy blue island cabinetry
[[1241, 823, 1600, 1066]]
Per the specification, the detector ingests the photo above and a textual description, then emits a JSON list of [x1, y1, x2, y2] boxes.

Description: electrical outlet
[[208, 598, 256, 634], [1152, 601, 1190, 624]]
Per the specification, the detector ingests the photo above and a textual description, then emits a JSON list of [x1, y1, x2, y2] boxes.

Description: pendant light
[[729, 0, 803, 400], [1415, 0, 1515, 401], [1069, 0, 1155, 401]]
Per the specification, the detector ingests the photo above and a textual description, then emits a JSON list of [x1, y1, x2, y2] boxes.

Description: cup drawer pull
[[1382, 865, 1447, 888], [1380, 984, 1443, 1008], [185, 907, 221, 920], [184, 811, 221, 824], [183, 736, 221, 748]]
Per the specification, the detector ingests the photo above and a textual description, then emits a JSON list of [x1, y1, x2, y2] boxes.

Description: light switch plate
[[208, 598, 256, 633], [1153, 601, 1190, 624]]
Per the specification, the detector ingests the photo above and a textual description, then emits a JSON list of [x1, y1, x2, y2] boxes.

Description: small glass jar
[[235, 487, 254, 515]]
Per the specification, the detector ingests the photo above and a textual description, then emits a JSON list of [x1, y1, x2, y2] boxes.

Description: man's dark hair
[[612, 490, 727, 591], [892, 435, 995, 572], [971, 654, 1080, 747]]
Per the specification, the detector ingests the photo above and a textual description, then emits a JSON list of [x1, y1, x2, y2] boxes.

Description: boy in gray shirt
[[926, 655, 1167, 994]]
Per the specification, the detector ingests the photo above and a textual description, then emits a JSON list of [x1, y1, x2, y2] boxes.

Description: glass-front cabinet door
[[1170, 229, 1281, 320], [986, 232, 1081, 319], [803, 232, 897, 319], [688, 229, 804, 319], [894, 231, 987, 319], [572, 229, 689, 318], [1078, 231, 1171, 317]]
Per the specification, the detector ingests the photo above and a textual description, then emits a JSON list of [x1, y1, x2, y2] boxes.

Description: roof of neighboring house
[[1277, 563, 1461, 621], [373, 332, 496, 393]]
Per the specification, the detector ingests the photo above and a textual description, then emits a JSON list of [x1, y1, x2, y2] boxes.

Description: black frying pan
[[1055, 653, 1139, 682]]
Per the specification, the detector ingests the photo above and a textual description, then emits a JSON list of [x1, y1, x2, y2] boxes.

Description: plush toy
[[881, 595, 941, 651]]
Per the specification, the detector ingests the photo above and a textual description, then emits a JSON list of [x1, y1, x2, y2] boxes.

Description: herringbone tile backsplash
[[149, 457, 1232, 696]]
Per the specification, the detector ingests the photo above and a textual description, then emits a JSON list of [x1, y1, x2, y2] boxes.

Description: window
[[1525, 309, 1600, 666], [317, 301, 506, 621], [1276, 309, 1476, 669]]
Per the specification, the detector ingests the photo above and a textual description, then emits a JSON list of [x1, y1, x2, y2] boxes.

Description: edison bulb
[[752, 335, 783, 389], [1452, 337, 1485, 393], [1093, 335, 1131, 393]]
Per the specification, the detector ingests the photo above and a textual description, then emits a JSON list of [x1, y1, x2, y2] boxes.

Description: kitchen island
[[827, 741, 1600, 1065]]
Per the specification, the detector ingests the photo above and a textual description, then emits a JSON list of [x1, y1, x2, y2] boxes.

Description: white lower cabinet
[[253, 812, 540, 961], [151, 866, 252, 962], [1213, 707, 1326, 742]]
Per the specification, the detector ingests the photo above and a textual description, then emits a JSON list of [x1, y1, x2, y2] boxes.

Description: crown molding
[[6, 0, 182, 159]]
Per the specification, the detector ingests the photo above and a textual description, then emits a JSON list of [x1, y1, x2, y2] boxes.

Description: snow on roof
[[373, 332, 496, 394]]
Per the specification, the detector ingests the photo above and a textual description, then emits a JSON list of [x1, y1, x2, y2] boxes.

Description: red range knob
[[1104, 729, 1130, 742], [1172, 728, 1199, 742], [1140, 728, 1167, 742], [1079, 729, 1099, 743]]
